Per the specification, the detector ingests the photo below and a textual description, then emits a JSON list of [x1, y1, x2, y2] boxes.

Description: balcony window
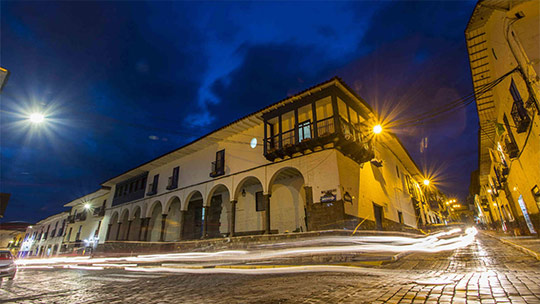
[[262, 86, 372, 164], [298, 120, 312, 142], [503, 115, 519, 158], [147, 174, 159, 195], [337, 97, 349, 122], [509, 79, 531, 133], [210, 150, 225, 178], [511, 100, 530, 133], [167, 166, 179, 190], [316, 117, 335, 137]]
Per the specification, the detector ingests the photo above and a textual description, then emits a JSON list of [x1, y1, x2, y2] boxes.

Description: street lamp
[[84, 203, 91, 210], [423, 179, 430, 186], [29, 112, 45, 124], [373, 124, 383, 134]]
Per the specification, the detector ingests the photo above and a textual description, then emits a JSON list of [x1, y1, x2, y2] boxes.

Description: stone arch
[[128, 206, 143, 241], [268, 167, 307, 233], [164, 196, 182, 241], [107, 211, 120, 241], [164, 195, 181, 214], [233, 176, 265, 235], [206, 184, 231, 238], [182, 190, 204, 240], [147, 201, 163, 242], [146, 200, 164, 218]]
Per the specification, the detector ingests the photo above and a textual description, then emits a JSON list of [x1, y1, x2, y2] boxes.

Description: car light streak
[[124, 265, 390, 276], [16, 228, 477, 270]]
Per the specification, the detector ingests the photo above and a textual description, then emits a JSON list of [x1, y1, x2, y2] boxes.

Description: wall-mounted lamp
[[242, 189, 246, 197]]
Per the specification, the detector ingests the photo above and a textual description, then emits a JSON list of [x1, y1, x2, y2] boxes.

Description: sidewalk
[[482, 230, 540, 260]]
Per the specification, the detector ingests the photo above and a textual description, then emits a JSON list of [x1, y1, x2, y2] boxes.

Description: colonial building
[[466, 0, 540, 234], [20, 212, 69, 257], [96, 77, 441, 247], [61, 188, 109, 254]]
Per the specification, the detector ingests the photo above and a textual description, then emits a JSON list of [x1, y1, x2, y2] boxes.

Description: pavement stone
[[0, 234, 539, 303]]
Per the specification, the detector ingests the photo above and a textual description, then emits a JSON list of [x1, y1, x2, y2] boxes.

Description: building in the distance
[[95, 77, 442, 250], [466, 0, 540, 234], [61, 188, 109, 254], [0, 222, 32, 255], [20, 212, 69, 257]]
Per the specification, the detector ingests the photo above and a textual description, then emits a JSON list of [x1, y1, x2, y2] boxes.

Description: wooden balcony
[[264, 115, 373, 164]]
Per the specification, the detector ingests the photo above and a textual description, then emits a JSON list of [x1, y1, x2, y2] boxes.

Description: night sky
[[1, 1, 478, 223]]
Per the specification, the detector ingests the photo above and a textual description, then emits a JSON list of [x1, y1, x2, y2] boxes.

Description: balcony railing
[[146, 183, 157, 196], [75, 212, 87, 222], [504, 138, 519, 159], [317, 117, 335, 137], [511, 100, 531, 133], [210, 160, 225, 178], [166, 176, 178, 190], [264, 115, 373, 164]]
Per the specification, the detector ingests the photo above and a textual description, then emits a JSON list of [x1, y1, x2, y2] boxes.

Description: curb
[[482, 231, 540, 261]]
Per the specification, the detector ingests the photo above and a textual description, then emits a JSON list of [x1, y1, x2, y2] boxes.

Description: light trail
[[16, 228, 477, 271], [124, 265, 392, 276]]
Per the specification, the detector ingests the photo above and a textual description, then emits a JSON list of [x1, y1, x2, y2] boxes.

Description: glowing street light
[[29, 112, 45, 124], [423, 179, 430, 186], [84, 203, 91, 210], [373, 124, 383, 134]]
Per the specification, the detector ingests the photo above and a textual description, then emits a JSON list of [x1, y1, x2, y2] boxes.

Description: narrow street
[[1, 233, 539, 303]]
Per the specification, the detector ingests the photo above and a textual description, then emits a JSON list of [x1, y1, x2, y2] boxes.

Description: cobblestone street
[[1, 233, 539, 303]]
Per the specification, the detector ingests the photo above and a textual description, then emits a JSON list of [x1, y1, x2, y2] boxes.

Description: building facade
[[96, 78, 441, 247], [466, 0, 540, 234], [20, 212, 69, 257], [61, 188, 109, 254]]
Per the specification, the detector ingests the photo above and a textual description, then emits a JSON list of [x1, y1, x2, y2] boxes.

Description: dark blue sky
[[1, 1, 477, 223]]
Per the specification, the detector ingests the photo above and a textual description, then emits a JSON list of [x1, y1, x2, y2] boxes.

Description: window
[[76, 225, 82, 241], [337, 97, 349, 122], [66, 228, 72, 242], [509, 79, 531, 133], [398, 211, 403, 224], [255, 191, 265, 211], [140, 177, 147, 190], [503, 114, 519, 158], [168, 166, 179, 190], [210, 150, 225, 178], [148, 174, 159, 195], [396, 165, 400, 178], [298, 120, 311, 142], [509, 79, 522, 103]]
